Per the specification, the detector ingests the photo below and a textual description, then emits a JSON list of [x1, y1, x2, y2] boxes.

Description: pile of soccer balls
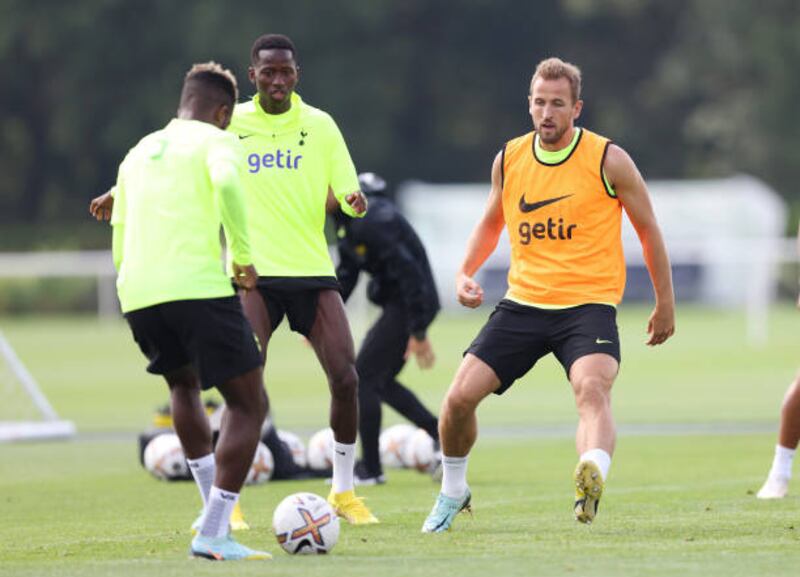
[[378, 423, 439, 474], [143, 432, 276, 485], [143, 423, 438, 483], [142, 427, 297, 483], [306, 424, 438, 474]]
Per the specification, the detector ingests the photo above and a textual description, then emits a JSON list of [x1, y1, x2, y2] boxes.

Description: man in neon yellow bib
[[229, 34, 376, 524]]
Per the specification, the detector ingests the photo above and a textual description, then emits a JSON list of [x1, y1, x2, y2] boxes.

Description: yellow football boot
[[327, 489, 379, 524], [574, 460, 604, 524], [229, 502, 250, 531]]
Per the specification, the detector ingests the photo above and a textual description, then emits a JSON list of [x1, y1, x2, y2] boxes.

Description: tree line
[[1, 0, 797, 243]]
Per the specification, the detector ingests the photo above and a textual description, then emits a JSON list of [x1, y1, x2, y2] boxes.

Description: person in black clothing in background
[[335, 172, 441, 485]]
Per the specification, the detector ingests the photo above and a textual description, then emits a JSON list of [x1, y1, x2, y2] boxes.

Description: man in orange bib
[[422, 57, 675, 532]]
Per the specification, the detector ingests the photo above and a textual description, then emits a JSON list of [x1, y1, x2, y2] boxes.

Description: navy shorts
[[466, 300, 621, 394], [125, 296, 261, 390]]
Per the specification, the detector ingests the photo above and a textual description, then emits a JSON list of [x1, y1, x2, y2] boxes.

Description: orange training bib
[[501, 128, 625, 306]]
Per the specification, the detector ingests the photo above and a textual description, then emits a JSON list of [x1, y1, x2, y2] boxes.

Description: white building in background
[[633, 175, 788, 307], [0, 175, 789, 345], [398, 174, 789, 314]]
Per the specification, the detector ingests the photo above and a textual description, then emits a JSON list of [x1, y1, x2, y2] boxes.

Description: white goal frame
[[0, 330, 76, 442]]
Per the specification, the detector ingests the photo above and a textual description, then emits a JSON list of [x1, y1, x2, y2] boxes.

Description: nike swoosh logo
[[519, 193, 572, 213], [595, 338, 614, 344], [335, 450, 346, 456], [238, 134, 254, 140]]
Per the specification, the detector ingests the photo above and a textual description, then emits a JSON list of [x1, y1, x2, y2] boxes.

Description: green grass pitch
[[1, 305, 800, 576]]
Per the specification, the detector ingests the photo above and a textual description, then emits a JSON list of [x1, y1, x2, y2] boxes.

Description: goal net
[[0, 330, 76, 442]]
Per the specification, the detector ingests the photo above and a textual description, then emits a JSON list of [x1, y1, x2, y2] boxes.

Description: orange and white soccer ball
[[379, 423, 417, 468], [143, 433, 189, 481], [402, 428, 438, 472], [306, 427, 335, 471], [277, 429, 308, 468], [245, 442, 274, 485], [273, 492, 340, 555]]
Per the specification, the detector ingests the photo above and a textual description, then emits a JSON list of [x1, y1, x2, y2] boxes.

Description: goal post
[[0, 330, 76, 442]]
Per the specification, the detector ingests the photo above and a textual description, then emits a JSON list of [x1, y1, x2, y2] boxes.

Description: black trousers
[[357, 303, 438, 476]]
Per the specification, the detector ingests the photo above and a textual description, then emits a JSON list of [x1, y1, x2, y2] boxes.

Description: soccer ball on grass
[[306, 427, 335, 471], [143, 433, 189, 481], [245, 442, 274, 485], [276, 429, 308, 468], [273, 492, 340, 554], [379, 423, 417, 468]]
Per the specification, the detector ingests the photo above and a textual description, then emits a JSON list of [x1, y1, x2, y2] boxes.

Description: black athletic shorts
[[466, 300, 621, 395], [125, 296, 261, 390], [256, 276, 340, 337]]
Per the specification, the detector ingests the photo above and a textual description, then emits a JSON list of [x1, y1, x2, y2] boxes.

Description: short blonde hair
[[530, 57, 582, 103], [184, 61, 239, 103]]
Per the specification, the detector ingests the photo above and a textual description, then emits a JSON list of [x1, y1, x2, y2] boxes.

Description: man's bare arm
[[456, 150, 506, 308], [605, 144, 675, 345]]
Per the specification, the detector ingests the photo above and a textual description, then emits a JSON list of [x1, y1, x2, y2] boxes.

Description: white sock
[[186, 453, 215, 507], [769, 444, 795, 480], [200, 486, 238, 539], [332, 441, 356, 494], [441, 455, 469, 499], [580, 448, 612, 481]]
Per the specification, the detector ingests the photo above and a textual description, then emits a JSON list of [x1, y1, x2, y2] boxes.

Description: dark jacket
[[336, 195, 440, 338]]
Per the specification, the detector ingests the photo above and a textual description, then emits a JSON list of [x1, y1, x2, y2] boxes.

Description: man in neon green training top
[[111, 62, 271, 561], [229, 33, 376, 524], [90, 35, 376, 523]]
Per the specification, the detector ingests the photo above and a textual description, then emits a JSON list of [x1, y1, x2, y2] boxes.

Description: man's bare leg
[[239, 289, 273, 365], [758, 373, 800, 499], [421, 354, 499, 533], [308, 290, 377, 524], [308, 290, 359, 445], [166, 366, 215, 508], [197, 367, 268, 540], [439, 354, 500, 458], [569, 354, 618, 458], [569, 353, 618, 524]]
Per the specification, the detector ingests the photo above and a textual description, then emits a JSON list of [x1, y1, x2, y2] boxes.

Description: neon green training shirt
[[226, 92, 361, 278], [111, 118, 252, 313]]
